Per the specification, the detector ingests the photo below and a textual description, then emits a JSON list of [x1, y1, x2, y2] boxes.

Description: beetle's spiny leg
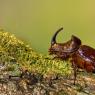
[[72, 61, 78, 85]]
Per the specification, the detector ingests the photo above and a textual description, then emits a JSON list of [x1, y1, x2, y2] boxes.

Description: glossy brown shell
[[72, 45, 95, 72]]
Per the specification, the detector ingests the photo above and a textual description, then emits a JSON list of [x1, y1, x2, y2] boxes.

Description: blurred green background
[[0, 0, 95, 54]]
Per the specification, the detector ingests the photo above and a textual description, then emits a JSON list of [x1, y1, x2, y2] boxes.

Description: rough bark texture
[[0, 72, 95, 95]]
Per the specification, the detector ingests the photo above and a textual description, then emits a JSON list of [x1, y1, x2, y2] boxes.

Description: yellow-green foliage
[[0, 29, 72, 77]]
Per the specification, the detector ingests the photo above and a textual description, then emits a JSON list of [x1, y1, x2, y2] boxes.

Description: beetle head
[[49, 28, 81, 59]]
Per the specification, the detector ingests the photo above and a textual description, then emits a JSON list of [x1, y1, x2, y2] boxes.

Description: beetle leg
[[72, 61, 77, 85], [74, 64, 77, 85]]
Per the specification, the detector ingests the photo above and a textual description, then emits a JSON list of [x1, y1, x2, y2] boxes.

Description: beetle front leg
[[72, 60, 78, 85], [73, 64, 77, 85]]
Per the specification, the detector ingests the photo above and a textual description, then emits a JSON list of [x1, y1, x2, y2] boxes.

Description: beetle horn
[[51, 27, 63, 45]]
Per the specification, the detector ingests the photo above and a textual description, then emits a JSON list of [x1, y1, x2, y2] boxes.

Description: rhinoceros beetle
[[49, 27, 95, 84]]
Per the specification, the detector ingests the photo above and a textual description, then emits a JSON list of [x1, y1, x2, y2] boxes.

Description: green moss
[[0, 29, 72, 77]]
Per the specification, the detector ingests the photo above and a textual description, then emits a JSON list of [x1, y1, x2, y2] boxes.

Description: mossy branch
[[0, 29, 72, 77]]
